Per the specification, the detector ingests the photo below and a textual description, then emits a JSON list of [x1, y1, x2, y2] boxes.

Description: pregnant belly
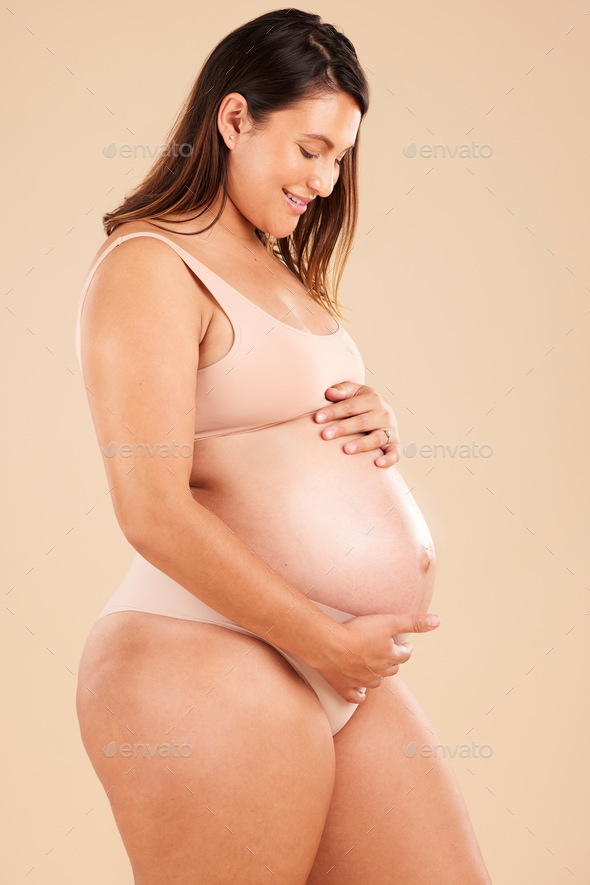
[[189, 414, 436, 617]]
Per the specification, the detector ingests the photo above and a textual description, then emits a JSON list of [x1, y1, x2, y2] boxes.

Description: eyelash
[[300, 147, 345, 166]]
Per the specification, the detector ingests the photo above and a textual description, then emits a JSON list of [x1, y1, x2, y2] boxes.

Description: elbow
[[118, 513, 155, 556], [113, 491, 183, 557]]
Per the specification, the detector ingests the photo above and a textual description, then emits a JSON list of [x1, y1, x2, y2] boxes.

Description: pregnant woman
[[75, 9, 492, 884]]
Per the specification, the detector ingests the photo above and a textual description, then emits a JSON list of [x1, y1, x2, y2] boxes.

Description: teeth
[[284, 189, 305, 205]]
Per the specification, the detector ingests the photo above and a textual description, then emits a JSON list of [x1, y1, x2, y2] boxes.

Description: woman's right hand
[[317, 612, 440, 703]]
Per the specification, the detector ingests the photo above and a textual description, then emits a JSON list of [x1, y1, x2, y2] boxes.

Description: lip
[[282, 188, 313, 214]]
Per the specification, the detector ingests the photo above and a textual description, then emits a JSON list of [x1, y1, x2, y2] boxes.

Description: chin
[[266, 219, 300, 239]]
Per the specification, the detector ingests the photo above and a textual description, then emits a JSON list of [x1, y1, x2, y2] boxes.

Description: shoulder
[[88, 220, 184, 278], [77, 224, 216, 371], [84, 221, 214, 327]]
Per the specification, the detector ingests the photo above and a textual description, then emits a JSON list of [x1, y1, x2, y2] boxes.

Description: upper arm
[[79, 237, 206, 541]]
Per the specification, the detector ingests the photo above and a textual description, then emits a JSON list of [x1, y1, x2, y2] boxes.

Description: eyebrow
[[300, 133, 356, 152]]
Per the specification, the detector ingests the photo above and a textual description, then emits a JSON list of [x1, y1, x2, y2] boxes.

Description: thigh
[[76, 612, 335, 885], [307, 674, 492, 885]]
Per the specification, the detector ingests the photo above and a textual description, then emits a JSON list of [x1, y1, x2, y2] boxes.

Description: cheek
[[236, 153, 283, 193], [228, 159, 271, 213]]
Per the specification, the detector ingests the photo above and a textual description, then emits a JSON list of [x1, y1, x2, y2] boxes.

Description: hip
[[93, 551, 359, 735]]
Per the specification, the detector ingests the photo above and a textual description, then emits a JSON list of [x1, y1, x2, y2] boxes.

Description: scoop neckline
[[116, 232, 344, 340]]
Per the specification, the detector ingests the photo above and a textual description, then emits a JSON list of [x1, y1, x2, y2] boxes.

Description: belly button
[[420, 548, 432, 571]]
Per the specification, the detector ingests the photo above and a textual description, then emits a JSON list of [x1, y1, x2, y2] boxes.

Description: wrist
[[303, 612, 349, 671]]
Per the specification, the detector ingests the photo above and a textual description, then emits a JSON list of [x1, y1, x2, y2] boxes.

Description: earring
[[229, 135, 235, 140]]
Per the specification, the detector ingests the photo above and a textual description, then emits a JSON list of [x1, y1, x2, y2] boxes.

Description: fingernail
[[426, 615, 439, 627], [345, 442, 356, 452], [324, 428, 335, 438], [316, 412, 326, 422], [376, 457, 386, 466]]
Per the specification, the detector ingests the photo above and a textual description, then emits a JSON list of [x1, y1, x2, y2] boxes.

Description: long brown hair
[[103, 8, 370, 319]]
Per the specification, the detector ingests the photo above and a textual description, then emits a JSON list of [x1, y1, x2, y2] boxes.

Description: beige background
[[2, 0, 589, 882]]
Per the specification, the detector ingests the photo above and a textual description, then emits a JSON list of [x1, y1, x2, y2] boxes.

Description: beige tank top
[[75, 232, 366, 440]]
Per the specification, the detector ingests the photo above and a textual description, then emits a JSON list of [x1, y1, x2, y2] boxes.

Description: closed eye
[[299, 146, 345, 166]]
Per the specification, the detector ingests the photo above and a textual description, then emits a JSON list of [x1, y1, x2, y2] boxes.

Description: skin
[[76, 90, 491, 882]]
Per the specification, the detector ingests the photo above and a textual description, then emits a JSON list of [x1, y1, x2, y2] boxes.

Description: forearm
[[126, 486, 346, 669]]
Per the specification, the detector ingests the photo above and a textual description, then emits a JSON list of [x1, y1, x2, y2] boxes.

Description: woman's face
[[221, 91, 362, 239]]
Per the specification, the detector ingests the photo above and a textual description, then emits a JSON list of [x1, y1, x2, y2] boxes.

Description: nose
[[307, 164, 337, 199]]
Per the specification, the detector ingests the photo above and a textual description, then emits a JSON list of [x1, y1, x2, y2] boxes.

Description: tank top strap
[[75, 231, 256, 370], [110, 232, 258, 320]]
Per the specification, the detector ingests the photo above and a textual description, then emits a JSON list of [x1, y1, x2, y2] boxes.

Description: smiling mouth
[[282, 188, 308, 206]]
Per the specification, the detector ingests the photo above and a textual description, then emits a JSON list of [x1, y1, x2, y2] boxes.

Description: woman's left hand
[[314, 382, 400, 467]]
